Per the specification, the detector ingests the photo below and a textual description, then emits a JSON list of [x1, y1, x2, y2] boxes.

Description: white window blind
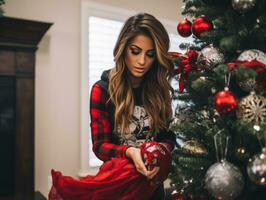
[[88, 16, 124, 166]]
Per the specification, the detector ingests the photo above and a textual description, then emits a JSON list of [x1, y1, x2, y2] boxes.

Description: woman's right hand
[[126, 147, 159, 179]]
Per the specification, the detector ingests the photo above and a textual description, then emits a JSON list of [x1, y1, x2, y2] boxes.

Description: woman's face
[[125, 34, 156, 87]]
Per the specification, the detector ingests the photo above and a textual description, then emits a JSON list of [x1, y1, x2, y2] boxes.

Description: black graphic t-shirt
[[116, 86, 153, 147]]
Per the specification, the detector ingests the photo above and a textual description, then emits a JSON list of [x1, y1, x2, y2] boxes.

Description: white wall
[[3, 0, 183, 197]]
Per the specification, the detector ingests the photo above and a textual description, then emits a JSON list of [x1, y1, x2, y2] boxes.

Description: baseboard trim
[[35, 191, 46, 200]]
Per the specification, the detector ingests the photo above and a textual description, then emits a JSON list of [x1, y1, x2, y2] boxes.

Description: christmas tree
[[169, 0, 266, 199]]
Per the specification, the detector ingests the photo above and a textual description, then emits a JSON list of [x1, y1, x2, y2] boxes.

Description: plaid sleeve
[[90, 83, 130, 161]]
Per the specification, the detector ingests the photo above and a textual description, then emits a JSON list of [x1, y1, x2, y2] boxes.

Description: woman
[[49, 13, 176, 200], [90, 13, 176, 199]]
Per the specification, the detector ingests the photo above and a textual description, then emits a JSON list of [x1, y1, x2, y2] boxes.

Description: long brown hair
[[108, 13, 174, 135]]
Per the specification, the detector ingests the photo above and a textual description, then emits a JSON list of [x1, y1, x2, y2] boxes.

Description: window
[[87, 16, 124, 167], [80, 0, 192, 176]]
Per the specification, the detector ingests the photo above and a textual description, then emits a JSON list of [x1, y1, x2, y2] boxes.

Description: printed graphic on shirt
[[117, 106, 153, 147]]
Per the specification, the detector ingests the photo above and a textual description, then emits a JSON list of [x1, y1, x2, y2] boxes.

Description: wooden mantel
[[0, 16, 52, 200], [0, 16, 52, 49]]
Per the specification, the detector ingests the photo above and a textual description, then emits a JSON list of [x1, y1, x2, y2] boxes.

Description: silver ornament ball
[[205, 160, 244, 200], [197, 44, 224, 70], [237, 49, 266, 92], [232, 0, 256, 12], [247, 148, 266, 185], [238, 49, 266, 65]]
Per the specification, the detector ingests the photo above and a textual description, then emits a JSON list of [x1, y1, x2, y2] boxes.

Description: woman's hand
[[126, 147, 159, 179]]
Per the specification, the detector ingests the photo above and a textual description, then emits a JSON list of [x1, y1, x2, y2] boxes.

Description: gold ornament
[[182, 140, 208, 155], [236, 92, 266, 124]]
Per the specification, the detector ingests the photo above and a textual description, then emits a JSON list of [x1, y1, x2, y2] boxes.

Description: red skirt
[[48, 158, 157, 200]]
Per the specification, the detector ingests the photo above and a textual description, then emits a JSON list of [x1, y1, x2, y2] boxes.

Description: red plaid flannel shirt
[[90, 79, 176, 162]]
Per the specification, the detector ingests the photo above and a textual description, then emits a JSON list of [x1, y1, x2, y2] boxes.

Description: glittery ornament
[[197, 45, 224, 70], [174, 107, 196, 123], [140, 142, 172, 183], [237, 49, 266, 92], [236, 92, 266, 124], [237, 77, 257, 92], [204, 160, 244, 200], [232, 0, 256, 13], [247, 148, 266, 185], [177, 19, 192, 37], [192, 16, 213, 38], [182, 140, 208, 155], [214, 88, 238, 113]]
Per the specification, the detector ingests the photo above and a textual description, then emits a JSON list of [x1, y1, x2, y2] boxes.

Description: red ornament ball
[[192, 16, 213, 38], [214, 88, 238, 113], [177, 19, 192, 37], [172, 193, 185, 200], [140, 142, 172, 183]]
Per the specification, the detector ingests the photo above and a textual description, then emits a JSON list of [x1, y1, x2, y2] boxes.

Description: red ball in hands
[[214, 88, 238, 113], [140, 142, 172, 182], [172, 193, 186, 200], [192, 16, 213, 38], [177, 19, 192, 37]]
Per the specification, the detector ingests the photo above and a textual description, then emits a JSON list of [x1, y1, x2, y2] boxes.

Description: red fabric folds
[[48, 142, 172, 200], [49, 158, 156, 200]]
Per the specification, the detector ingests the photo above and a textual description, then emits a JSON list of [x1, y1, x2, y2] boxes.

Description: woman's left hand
[[146, 166, 160, 180]]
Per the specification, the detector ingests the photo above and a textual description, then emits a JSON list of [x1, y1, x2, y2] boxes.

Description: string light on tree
[[235, 146, 250, 161]]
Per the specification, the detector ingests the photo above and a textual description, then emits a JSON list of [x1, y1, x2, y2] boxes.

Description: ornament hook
[[214, 130, 230, 162]]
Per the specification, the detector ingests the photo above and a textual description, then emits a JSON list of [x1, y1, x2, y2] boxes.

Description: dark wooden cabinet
[[0, 16, 52, 200]]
